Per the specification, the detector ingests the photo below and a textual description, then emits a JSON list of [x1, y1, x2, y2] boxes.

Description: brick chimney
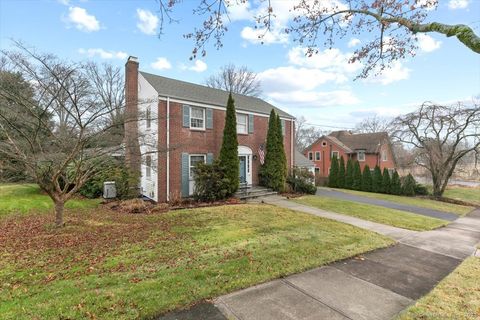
[[124, 56, 141, 177]]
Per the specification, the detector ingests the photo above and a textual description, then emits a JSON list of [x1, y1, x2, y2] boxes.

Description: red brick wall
[[156, 100, 294, 202], [304, 139, 396, 178]]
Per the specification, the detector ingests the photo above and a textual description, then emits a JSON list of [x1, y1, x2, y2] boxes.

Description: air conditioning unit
[[103, 181, 116, 199], [145, 181, 155, 199]]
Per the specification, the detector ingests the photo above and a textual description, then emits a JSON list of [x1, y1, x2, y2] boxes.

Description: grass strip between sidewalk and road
[[293, 195, 449, 231]]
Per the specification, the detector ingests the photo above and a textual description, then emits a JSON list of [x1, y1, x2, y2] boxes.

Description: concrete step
[[237, 191, 278, 200]]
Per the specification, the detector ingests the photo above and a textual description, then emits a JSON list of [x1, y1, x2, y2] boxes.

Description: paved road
[[316, 188, 459, 221], [157, 199, 480, 320]]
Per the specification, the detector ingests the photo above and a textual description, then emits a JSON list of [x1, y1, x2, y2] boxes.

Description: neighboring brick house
[[304, 131, 396, 177], [124, 56, 296, 202]]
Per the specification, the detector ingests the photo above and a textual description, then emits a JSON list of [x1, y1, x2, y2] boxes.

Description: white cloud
[[287, 47, 362, 74], [448, 0, 469, 9], [136, 9, 158, 35], [416, 34, 441, 52], [66, 6, 100, 32], [151, 57, 172, 70], [240, 26, 289, 45], [57, 0, 70, 5], [364, 61, 411, 85], [78, 48, 127, 60], [347, 38, 361, 48], [227, 1, 252, 21], [189, 60, 207, 72], [268, 90, 360, 108]]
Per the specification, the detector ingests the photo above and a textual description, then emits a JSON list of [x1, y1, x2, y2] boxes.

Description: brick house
[[304, 131, 396, 177], [124, 56, 296, 202]]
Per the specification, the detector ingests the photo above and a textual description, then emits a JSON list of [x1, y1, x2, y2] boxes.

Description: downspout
[[166, 96, 170, 202]]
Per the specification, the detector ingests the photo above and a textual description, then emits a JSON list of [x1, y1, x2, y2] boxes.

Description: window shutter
[[206, 108, 213, 129], [281, 119, 286, 136], [248, 114, 254, 133], [206, 153, 214, 164], [182, 105, 190, 128], [181, 153, 189, 197]]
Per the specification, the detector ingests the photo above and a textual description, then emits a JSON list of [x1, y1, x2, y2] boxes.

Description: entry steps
[[235, 185, 277, 200]]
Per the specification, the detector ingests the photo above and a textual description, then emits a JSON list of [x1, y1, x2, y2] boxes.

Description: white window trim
[[382, 151, 388, 161], [315, 151, 321, 161], [190, 106, 206, 130], [357, 151, 366, 162], [308, 152, 313, 161], [145, 155, 152, 179], [236, 113, 248, 134], [331, 151, 339, 159], [189, 154, 206, 179]]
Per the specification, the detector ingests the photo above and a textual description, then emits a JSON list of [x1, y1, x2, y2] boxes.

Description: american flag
[[258, 144, 265, 165]]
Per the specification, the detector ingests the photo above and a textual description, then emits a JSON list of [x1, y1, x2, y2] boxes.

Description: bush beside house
[[287, 168, 317, 194]]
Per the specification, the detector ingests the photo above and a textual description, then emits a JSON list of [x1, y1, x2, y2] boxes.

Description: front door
[[239, 156, 247, 183]]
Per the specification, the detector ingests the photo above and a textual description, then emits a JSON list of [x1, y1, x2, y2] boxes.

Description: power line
[[305, 122, 355, 130]]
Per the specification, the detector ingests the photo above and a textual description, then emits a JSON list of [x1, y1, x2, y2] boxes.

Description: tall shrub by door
[[218, 93, 239, 195], [275, 114, 287, 189]]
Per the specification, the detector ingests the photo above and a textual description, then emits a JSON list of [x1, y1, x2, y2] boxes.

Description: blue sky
[[1, 0, 479, 129]]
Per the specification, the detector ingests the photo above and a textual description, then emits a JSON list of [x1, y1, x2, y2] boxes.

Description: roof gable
[[139, 71, 294, 118], [330, 131, 389, 153]]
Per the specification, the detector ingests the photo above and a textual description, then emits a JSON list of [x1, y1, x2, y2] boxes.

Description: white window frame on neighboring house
[[189, 154, 206, 179], [145, 154, 152, 179], [357, 151, 366, 162], [308, 152, 313, 161], [190, 106, 205, 130], [146, 107, 151, 130], [315, 151, 321, 161], [382, 150, 388, 161], [236, 113, 248, 134], [331, 151, 339, 159]]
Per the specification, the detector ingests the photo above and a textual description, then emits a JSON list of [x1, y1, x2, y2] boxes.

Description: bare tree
[[295, 116, 327, 151], [354, 115, 392, 133], [155, 1, 478, 77], [205, 64, 262, 97], [392, 101, 480, 197], [0, 43, 127, 226]]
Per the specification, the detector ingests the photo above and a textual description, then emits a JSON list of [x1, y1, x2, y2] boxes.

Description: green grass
[[0, 184, 100, 215], [444, 186, 480, 206], [293, 195, 448, 231], [397, 257, 480, 320], [0, 203, 393, 319], [327, 187, 473, 216]]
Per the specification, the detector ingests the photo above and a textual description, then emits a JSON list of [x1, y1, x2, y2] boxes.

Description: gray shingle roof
[[294, 149, 314, 168], [329, 131, 389, 153], [140, 71, 294, 118]]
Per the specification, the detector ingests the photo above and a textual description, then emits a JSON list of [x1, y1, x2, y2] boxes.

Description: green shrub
[[361, 165, 372, 192], [193, 161, 231, 202], [328, 155, 339, 188], [402, 173, 416, 196], [414, 183, 429, 196], [390, 170, 402, 195], [382, 168, 391, 194], [338, 156, 346, 188], [79, 158, 138, 199], [372, 166, 383, 193], [352, 161, 362, 190], [287, 168, 317, 194], [345, 158, 354, 189]]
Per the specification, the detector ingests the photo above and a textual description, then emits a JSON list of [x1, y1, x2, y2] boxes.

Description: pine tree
[[345, 158, 354, 189], [361, 165, 372, 192], [372, 165, 383, 193], [328, 155, 339, 188], [382, 168, 391, 194], [218, 93, 239, 195], [391, 170, 401, 195], [276, 114, 287, 190], [338, 156, 346, 189], [352, 161, 362, 190], [402, 173, 416, 196]]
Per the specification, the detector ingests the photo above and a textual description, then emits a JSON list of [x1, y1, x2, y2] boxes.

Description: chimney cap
[[127, 56, 139, 63]]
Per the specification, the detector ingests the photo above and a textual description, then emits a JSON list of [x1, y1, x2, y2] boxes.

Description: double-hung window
[[331, 151, 339, 159], [145, 155, 152, 179], [357, 151, 366, 161], [190, 107, 205, 129], [237, 113, 248, 134], [315, 151, 321, 161], [308, 152, 313, 161], [189, 155, 206, 178]]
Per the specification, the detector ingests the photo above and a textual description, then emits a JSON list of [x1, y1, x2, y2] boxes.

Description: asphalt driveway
[[315, 188, 459, 221]]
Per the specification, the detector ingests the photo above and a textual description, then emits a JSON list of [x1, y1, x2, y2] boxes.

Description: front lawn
[[330, 188, 473, 216], [397, 256, 480, 320], [0, 203, 393, 319], [444, 186, 480, 207], [0, 184, 100, 216], [293, 195, 448, 231]]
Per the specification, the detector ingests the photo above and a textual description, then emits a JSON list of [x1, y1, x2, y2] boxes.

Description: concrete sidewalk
[[158, 202, 480, 320], [316, 188, 459, 221]]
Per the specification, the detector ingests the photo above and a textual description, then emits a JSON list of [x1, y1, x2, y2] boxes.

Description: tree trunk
[[54, 200, 65, 227]]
